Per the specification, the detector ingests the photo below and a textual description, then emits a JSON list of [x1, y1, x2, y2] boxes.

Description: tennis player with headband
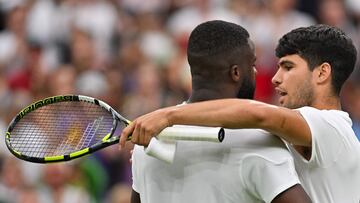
[[120, 24, 360, 203], [125, 20, 312, 203]]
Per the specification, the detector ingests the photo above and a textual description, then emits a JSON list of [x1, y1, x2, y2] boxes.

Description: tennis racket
[[5, 95, 225, 163]]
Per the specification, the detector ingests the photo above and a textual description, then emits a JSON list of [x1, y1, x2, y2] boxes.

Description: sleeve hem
[[132, 184, 139, 193], [263, 179, 300, 203]]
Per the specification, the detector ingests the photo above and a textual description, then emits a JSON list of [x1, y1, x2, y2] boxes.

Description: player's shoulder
[[296, 106, 355, 140], [238, 149, 295, 181], [296, 106, 351, 125], [240, 150, 293, 166], [224, 128, 287, 148], [224, 128, 294, 164]]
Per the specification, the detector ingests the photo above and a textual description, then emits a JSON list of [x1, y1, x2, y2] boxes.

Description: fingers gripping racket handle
[[145, 126, 225, 163]]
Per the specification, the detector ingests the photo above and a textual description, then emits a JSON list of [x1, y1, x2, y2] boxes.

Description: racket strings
[[9, 101, 114, 158]]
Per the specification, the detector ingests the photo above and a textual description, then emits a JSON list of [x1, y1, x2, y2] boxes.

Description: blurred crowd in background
[[0, 0, 359, 202]]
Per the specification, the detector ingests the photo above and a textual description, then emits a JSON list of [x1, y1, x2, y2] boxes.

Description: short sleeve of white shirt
[[297, 106, 352, 166], [241, 154, 300, 203]]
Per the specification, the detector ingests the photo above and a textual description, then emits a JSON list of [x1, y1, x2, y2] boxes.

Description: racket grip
[[156, 126, 225, 143]]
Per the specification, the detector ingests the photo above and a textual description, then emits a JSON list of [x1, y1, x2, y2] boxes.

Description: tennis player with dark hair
[[121, 24, 360, 203], [126, 20, 312, 203]]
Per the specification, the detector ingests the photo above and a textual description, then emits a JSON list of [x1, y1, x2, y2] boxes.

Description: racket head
[[5, 95, 129, 163]]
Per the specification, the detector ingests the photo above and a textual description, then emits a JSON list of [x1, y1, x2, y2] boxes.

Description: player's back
[[131, 127, 300, 203]]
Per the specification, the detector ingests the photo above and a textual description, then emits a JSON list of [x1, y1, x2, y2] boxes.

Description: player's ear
[[314, 62, 331, 84], [230, 65, 241, 82]]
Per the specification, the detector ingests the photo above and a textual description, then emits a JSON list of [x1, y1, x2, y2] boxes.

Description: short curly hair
[[187, 20, 251, 80], [187, 20, 249, 56], [276, 24, 357, 94]]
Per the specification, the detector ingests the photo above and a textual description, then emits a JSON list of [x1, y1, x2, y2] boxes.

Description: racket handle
[[156, 126, 225, 143]]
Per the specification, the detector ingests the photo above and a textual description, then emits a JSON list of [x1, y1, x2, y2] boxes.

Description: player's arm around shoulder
[[246, 102, 312, 147], [168, 99, 312, 147]]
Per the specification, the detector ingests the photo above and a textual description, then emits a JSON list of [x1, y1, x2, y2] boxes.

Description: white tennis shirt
[[290, 107, 360, 203], [132, 128, 300, 203]]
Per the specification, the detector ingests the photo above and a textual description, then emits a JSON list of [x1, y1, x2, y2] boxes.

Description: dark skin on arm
[[273, 184, 312, 203], [131, 189, 141, 203]]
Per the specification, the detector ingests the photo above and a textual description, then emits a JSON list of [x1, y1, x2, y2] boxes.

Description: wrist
[[165, 107, 178, 127]]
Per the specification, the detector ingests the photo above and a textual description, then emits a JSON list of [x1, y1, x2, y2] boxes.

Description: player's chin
[[278, 97, 286, 107], [278, 96, 293, 109], [278, 101, 293, 109]]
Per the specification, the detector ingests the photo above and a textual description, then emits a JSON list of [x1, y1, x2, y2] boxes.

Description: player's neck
[[311, 95, 341, 110], [311, 86, 342, 110], [188, 88, 234, 103]]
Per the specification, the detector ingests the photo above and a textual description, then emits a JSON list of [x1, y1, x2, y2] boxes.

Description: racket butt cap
[[218, 128, 225, 142]]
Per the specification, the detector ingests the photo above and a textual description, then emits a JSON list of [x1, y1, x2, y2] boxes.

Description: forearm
[[166, 98, 311, 146], [120, 98, 311, 148], [167, 99, 269, 129]]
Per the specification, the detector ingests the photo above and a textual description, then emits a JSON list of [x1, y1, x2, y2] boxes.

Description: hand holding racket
[[5, 95, 224, 163], [119, 107, 174, 149]]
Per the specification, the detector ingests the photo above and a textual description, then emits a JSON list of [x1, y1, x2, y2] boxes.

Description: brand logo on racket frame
[[18, 95, 78, 119]]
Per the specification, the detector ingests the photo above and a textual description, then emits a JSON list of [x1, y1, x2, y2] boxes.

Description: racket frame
[[5, 95, 122, 163]]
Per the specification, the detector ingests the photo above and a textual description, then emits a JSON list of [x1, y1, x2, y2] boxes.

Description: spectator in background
[[342, 81, 360, 140], [346, 0, 360, 21], [17, 184, 41, 203], [167, 0, 241, 39], [71, 0, 118, 63], [70, 28, 101, 72], [0, 157, 26, 203], [318, 0, 357, 33], [27, 0, 118, 65], [350, 90, 360, 140], [120, 0, 170, 14], [0, 74, 12, 155], [47, 65, 77, 96], [138, 12, 176, 68], [0, 4, 28, 72], [165, 0, 241, 97], [105, 183, 132, 203], [318, 0, 360, 69], [122, 63, 164, 119], [38, 163, 94, 203]]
